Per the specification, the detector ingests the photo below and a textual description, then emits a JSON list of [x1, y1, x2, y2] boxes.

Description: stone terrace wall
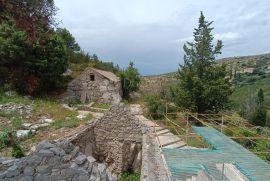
[[70, 104, 148, 179], [66, 69, 122, 104], [0, 141, 107, 181]]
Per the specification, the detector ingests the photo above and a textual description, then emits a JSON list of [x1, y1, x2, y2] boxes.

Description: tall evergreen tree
[[172, 12, 232, 113], [120, 62, 141, 99], [257, 88, 264, 105]]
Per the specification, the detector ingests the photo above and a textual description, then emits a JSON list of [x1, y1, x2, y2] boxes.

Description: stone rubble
[[0, 140, 108, 181], [16, 130, 36, 139], [0, 103, 32, 115]]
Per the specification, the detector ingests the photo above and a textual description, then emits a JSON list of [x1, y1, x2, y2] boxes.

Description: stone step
[[162, 140, 186, 149], [161, 139, 185, 147], [154, 127, 166, 132], [155, 129, 170, 136]]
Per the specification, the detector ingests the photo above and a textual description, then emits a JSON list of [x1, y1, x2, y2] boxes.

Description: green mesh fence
[[162, 126, 270, 181]]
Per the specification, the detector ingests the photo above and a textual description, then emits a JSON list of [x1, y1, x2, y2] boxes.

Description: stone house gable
[[66, 68, 122, 104]]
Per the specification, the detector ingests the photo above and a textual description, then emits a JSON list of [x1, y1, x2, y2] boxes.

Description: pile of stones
[[0, 103, 32, 115], [0, 140, 108, 181]]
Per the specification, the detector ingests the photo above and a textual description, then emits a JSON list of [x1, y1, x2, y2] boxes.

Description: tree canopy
[[120, 62, 141, 99], [0, 0, 68, 94], [172, 12, 232, 113]]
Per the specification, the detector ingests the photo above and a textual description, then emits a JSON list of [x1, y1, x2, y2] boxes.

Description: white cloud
[[214, 32, 240, 41], [54, 0, 270, 75], [174, 36, 193, 43]]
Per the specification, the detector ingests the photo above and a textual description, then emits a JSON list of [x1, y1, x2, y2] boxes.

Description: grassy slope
[[0, 92, 93, 157], [230, 75, 270, 110]]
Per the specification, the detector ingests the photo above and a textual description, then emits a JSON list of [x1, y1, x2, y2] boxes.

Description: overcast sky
[[54, 0, 270, 75]]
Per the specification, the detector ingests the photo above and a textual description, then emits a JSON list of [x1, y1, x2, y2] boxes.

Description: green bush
[[265, 110, 270, 127], [0, 131, 9, 150], [145, 95, 166, 119], [120, 170, 140, 181], [11, 144, 25, 158], [252, 140, 270, 161], [120, 62, 141, 99]]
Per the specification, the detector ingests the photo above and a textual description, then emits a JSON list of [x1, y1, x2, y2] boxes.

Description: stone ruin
[[0, 104, 171, 181], [69, 104, 148, 180], [65, 68, 122, 104]]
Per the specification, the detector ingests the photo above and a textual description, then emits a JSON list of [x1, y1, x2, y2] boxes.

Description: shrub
[[11, 144, 25, 158], [145, 95, 166, 119], [0, 131, 9, 150], [120, 170, 140, 181], [252, 140, 270, 161], [120, 62, 141, 99], [265, 110, 270, 127]]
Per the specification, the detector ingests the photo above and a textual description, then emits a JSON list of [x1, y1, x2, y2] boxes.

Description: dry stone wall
[[0, 140, 108, 181], [66, 69, 122, 104], [70, 104, 148, 179]]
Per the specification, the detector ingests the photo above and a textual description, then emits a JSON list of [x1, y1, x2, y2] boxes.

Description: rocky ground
[[0, 93, 108, 157]]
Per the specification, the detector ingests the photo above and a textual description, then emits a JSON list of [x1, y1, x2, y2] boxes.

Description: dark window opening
[[90, 74, 95, 81]]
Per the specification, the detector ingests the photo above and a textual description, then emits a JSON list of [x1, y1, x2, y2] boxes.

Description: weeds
[[53, 116, 87, 129], [120, 170, 140, 181], [92, 103, 111, 109]]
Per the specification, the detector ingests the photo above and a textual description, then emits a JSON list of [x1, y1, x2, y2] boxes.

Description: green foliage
[[173, 12, 232, 113], [0, 131, 9, 150], [53, 116, 87, 129], [120, 170, 140, 181], [266, 110, 270, 127], [92, 103, 111, 109], [56, 28, 80, 52], [252, 140, 270, 161], [11, 144, 25, 158], [145, 95, 166, 119], [240, 89, 267, 126], [257, 88, 264, 105], [0, 19, 28, 86], [120, 62, 141, 99], [0, 1, 69, 95], [230, 75, 270, 110], [11, 117, 23, 130], [0, 130, 25, 158], [251, 106, 266, 127]]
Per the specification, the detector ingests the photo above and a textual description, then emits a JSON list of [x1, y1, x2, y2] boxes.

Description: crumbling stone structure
[[70, 104, 148, 180], [0, 141, 107, 181], [0, 104, 172, 181], [66, 68, 122, 104]]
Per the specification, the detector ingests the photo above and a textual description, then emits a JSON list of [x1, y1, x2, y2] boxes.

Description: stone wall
[[0, 140, 107, 181], [66, 69, 122, 104], [70, 104, 148, 179], [140, 134, 172, 181]]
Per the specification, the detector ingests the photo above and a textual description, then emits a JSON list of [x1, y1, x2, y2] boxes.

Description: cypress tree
[[173, 12, 232, 113]]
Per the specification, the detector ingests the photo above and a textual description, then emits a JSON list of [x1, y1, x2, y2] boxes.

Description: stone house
[[66, 68, 122, 104]]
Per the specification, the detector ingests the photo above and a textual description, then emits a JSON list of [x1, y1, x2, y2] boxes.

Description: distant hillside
[[219, 53, 270, 64], [139, 53, 270, 110]]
